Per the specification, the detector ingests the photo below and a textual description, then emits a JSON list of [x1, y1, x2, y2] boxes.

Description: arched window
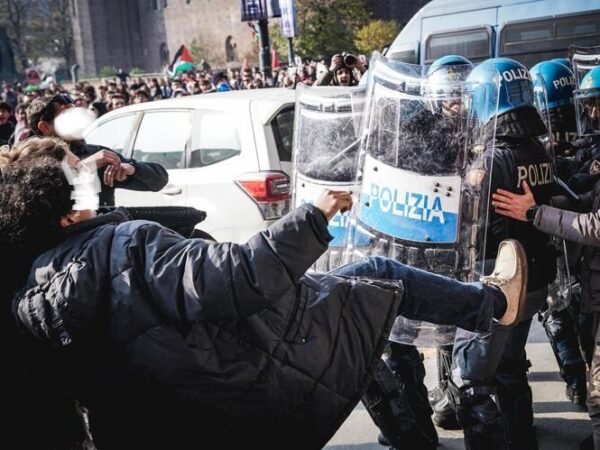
[[225, 36, 237, 63], [160, 43, 170, 65]]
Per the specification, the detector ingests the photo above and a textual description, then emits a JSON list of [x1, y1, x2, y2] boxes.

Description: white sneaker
[[480, 239, 528, 327]]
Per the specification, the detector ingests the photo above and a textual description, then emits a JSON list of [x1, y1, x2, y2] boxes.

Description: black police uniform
[[447, 106, 557, 450]]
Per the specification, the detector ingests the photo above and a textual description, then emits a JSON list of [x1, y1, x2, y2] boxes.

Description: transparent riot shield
[[346, 54, 500, 345], [570, 45, 600, 86], [292, 85, 363, 272]]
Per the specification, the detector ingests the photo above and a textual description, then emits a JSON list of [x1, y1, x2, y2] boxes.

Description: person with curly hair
[[1, 140, 93, 450]]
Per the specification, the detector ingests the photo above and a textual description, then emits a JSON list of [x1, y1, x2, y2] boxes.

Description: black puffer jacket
[[14, 205, 402, 450], [485, 106, 557, 291]]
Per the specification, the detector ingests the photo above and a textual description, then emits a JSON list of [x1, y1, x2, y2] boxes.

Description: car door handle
[[162, 186, 183, 196]]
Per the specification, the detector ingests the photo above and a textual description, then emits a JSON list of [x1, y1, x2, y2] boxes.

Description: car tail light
[[236, 171, 291, 220]]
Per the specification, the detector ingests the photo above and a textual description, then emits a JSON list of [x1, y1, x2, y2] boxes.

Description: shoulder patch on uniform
[[590, 159, 600, 175]]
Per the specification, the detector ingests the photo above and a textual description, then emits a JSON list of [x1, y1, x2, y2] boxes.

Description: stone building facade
[[71, 0, 257, 76], [0, 27, 16, 81], [70, 0, 432, 76]]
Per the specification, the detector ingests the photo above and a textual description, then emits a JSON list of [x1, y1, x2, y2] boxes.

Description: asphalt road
[[325, 319, 590, 450]]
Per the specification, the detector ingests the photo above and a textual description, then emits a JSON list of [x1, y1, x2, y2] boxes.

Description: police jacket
[[486, 105, 557, 291], [13, 205, 402, 450], [71, 142, 169, 206], [533, 180, 600, 312]]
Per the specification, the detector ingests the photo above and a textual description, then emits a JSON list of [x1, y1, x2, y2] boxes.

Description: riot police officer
[[420, 55, 478, 430], [529, 59, 588, 405], [379, 54, 474, 450], [491, 65, 600, 450], [441, 57, 557, 450]]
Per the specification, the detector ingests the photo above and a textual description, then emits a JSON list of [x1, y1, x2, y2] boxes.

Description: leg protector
[[386, 343, 438, 445], [362, 358, 437, 449], [496, 357, 537, 450], [449, 382, 509, 450], [541, 308, 587, 385]]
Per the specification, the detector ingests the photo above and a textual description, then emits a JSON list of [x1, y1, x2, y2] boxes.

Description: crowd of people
[[0, 53, 367, 148]]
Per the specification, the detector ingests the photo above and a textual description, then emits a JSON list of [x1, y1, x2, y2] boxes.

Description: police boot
[[363, 360, 437, 450], [386, 343, 439, 446], [449, 382, 509, 450], [564, 369, 587, 406]]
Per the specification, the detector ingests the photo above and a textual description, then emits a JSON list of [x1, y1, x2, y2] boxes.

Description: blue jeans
[[330, 256, 502, 334]]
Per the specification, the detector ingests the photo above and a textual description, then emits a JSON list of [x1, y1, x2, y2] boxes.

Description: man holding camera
[[316, 53, 367, 87]]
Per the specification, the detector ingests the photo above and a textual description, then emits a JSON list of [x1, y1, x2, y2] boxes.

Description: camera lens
[[344, 54, 357, 66]]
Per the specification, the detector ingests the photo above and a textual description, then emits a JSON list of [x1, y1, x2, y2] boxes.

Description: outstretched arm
[[493, 181, 600, 246]]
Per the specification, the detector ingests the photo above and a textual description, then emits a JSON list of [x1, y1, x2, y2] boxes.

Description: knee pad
[[496, 358, 531, 387]]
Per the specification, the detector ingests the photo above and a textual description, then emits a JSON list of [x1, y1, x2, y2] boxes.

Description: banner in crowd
[[278, 0, 298, 38], [240, 0, 281, 22]]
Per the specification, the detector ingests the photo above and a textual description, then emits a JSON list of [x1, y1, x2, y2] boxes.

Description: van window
[[85, 114, 136, 155], [425, 27, 492, 64], [271, 107, 294, 163], [132, 111, 189, 170], [500, 12, 600, 68], [190, 111, 241, 167], [388, 43, 418, 64]]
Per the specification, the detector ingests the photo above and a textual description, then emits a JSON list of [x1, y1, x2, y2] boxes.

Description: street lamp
[[240, 0, 281, 79]]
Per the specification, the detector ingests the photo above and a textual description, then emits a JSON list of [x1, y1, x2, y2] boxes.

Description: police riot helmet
[[427, 55, 473, 75], [466, 57, 533, 125], [530, 60, 576, 109], [423, 55, 473, 113], [551, 57, 573, 72], [574, 66, 600, 136], [425, 55, 473, 88], [529, 60, 577, 149]]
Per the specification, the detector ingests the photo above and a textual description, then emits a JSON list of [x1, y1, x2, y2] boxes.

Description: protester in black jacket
[[26, 94, 168, 206], [2, 142, 527, 450]]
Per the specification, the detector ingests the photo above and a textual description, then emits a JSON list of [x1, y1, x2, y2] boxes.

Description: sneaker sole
[[498, 239, 528, 326]]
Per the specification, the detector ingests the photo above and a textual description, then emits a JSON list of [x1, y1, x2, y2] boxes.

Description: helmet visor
[[574, 87, 600, 136], [505, 78, 533, 110]]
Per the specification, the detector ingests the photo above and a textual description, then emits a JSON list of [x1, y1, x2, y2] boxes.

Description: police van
[[388, 0, 600, 68]]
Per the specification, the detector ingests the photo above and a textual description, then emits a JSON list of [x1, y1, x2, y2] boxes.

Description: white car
[[84, 88, 296, 242]]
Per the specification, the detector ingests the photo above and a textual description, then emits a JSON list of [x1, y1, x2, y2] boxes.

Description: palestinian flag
[[168, 45, 194, 77]]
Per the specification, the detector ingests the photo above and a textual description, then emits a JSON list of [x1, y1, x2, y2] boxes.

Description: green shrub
[[98, 65, 118, 78]]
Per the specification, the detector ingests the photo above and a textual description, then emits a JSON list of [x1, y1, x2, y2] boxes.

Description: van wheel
[[190, 229, 217, 242]]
